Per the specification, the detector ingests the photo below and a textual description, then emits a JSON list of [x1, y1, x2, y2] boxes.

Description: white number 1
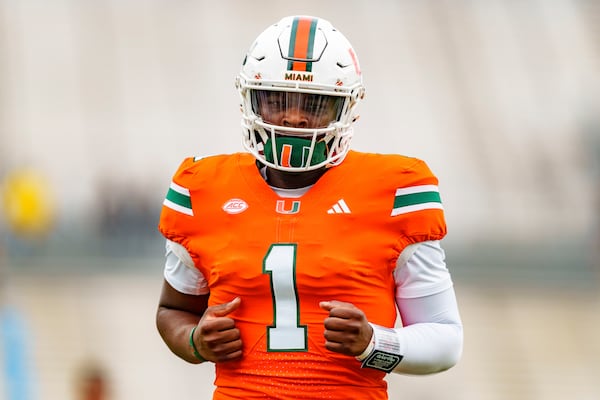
[[263, 244, 308, 351]]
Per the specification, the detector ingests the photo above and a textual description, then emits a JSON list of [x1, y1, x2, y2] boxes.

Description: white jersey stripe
[[395, 185, 439, 196], [391, 202, 443, 217], [170, 181, 191, 196], [163, 198, 194, 216]]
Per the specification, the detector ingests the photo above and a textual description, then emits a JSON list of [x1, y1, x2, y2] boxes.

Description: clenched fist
[[192, 297, 243, 362], [320, 300, 373, 357]]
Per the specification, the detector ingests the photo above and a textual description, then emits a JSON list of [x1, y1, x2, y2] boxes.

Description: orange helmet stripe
[[287, 17, 318, 72]]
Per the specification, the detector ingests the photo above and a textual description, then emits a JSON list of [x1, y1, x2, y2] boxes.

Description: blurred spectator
[[92, 177, 161, 257], [74, 362, 110, 400], [0, 276, 35, 400], [96, 179, 158, 235], [0, 168, 56, 240]]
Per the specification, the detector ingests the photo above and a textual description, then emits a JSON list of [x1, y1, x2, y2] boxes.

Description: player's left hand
[[319, 300, 373, 357]]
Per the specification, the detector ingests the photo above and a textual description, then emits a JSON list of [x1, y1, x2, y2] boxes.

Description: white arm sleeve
[[392, 287, 463, 374], [394, 240, 453, 298], [359, 241, 463, 374], [163, 239, 209, 295]]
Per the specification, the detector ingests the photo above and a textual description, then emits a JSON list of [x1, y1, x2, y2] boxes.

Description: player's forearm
[[156, 307, 202, 364], [357, 287, 463, 374], [396, 286, 463, 374], [356, 320, 462, 375], [392, 321, 463, 374]]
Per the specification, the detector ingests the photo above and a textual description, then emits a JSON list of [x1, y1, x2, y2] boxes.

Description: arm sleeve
[[364, 240, 463, 374], [163, 239, 209, 295], [394, 240, 453, 298], [392, 286, 463, 374]]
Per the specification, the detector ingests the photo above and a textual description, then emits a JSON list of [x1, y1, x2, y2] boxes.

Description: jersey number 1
[[263, 244, 308, 351]]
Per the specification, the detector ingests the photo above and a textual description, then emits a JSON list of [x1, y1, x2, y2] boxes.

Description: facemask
[[264, 136, 327, 168]]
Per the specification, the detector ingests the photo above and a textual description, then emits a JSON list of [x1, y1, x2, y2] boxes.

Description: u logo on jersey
[[276, 200, 301, 214]]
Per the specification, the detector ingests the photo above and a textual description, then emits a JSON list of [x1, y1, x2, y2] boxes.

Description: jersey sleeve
[[163, 240, 209, 295], [386, 157, 447, 250], [394, 240, 453, 299], [157, 157, 204, 261]]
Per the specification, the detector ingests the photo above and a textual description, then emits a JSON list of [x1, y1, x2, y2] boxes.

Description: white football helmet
[[236, 15, 365, 172]]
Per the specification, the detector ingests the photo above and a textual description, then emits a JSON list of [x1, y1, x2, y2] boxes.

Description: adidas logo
[[327, 199, 351, 214]]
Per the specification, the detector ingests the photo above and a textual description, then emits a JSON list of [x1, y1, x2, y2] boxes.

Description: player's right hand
[[192, 297, 242, 362]]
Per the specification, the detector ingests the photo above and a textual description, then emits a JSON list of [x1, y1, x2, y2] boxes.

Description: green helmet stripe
[[287, 17, 318, 72]]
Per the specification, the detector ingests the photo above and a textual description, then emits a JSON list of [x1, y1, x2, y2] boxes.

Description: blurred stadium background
[[0, 0, 599, 399]]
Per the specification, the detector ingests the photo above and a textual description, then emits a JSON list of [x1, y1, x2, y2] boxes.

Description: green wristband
[[189, 326, 206, 362]]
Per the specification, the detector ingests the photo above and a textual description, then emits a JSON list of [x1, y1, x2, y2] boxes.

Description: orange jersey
[[158, 150, 447, 400]]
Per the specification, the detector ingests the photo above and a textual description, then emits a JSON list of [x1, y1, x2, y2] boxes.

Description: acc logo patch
[[222, 198, 248, 214]]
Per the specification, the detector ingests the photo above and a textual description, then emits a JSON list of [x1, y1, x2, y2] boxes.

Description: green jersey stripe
[[393, 191, 441, 209], [391, 185, 442, 216], [163, 182, 193, 216]]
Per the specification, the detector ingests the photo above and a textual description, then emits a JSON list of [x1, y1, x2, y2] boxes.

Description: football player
[[156, 15, 463, 400]]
